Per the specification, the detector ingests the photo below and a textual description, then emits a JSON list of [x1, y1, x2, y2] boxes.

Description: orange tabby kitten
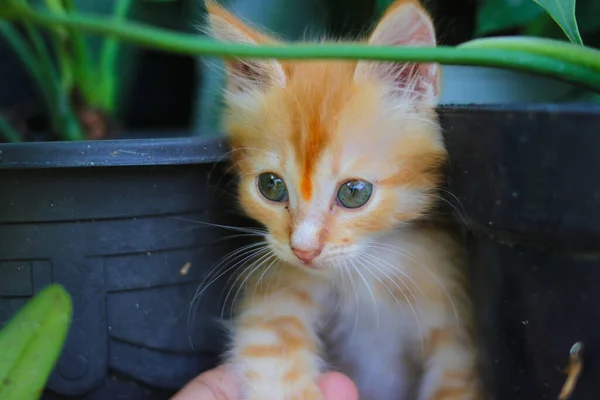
[[204, 0, 482, 399]]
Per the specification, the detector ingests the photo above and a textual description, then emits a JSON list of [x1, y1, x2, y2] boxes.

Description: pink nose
[[291, 247, 322, 264]]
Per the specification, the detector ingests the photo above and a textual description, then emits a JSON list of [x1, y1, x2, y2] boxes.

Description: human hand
[[171, 365, 359, 400]]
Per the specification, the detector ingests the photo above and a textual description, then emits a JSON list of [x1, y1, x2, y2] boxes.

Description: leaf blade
[[0, 284, 72, 400], [531, 0, 583, 45], [476, 0, 544, 36]]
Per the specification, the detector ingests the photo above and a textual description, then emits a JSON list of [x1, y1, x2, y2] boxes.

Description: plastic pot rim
[[1, 104, 600, 170]]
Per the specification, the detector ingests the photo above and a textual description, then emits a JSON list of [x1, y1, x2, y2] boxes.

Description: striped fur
[[204, 0, 483, 399]]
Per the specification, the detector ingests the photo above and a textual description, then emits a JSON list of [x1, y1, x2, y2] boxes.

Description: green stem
[[97, 0, 133, 113], [0, 22, 83, 141], [0, 114, 22, 143], [62, 0, 95, 110], [460, 36, 600, 73], [8, 8, 600, 92], [23, 23, 84, 141], [43, 0, 74, 92], [0, 23, 45, 92]]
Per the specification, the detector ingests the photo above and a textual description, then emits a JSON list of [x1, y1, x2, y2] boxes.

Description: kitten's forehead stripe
[[298, 112, 328, 201], [286, 62, 355, 201]]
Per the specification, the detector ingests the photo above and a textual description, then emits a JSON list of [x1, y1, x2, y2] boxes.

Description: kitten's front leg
[[229, 284, 324, 400], [417, 326, 482, 400]]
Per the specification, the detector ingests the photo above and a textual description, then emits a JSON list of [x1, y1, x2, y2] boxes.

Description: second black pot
[[2, 104, 600, 399]]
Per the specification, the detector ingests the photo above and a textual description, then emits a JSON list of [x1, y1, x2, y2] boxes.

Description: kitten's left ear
[[355, 0, 439, 102]]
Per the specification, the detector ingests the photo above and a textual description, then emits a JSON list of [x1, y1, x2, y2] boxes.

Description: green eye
[[337, 179, 373, 209], [257, 172, 288, 202]]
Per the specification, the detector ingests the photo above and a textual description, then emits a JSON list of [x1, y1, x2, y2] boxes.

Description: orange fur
[[204, 0, 482, 399], [432, 386, 472, 399], [382, 0, 427, 18]]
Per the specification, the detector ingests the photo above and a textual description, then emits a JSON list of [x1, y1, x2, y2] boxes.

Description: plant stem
[[23, 24, 85, 141], [0, 114, 22, 143], [460, 36, 600, 73], [44, 0, 75, 92], [61, 0, 96, 111], [97, 0, 133, 113], [1, 22, 84, 141], [0, 23, 60, 135], [0, 23, 45, 93], [8, 8, 600, 92]]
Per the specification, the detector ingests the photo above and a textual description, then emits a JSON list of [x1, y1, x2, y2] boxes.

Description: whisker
[[431, 192, 471, 229], [333, 259, 350, 326], [357, 255, 401, 306], [198, 241, 269, 295], [362, 241, 459, 326], [170, 216, 268, 235], [224, 248, 274, 318], [228, 251, 276, 317], [351, 256, 379, 327], [186, 243, 268, 346], [357, 252, 425, 353], [220, 247, 271, 314], [360, 244, 427, 298], [252, 255, 279, 302], [211, 233, 266, 244], [343, 259, 360, 336]]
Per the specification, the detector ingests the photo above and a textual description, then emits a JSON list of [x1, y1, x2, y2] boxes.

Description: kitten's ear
[[355, 0, 439, 102], [203, 0, 286, 92]]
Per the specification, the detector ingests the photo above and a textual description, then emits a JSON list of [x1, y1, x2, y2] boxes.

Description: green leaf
[[0, 284, 72, 400], [476, 0, 545, 36], [1, 0, 28, 18], [0, 114, 22, 143], [532, 0, 583, 44], [375, 0, 393, 17]]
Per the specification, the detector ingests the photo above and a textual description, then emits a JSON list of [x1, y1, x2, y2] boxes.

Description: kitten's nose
[[291, 246, 322, 264]]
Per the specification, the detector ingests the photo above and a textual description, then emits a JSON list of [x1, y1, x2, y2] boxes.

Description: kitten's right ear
[[203, 0, 286, 92]]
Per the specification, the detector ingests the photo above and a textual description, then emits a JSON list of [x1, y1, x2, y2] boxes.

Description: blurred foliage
[[193, 0, 375, 135], [2, 0, 600, 142], [477, 0, 545, 36], [476, 0, 600, 45], [0, 0, 196, 142], [0, 284, 72, 400], [532, 0, 582, 44], [0, 0, 136, 141]]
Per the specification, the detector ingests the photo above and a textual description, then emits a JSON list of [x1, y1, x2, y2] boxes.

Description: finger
[[318, 371, 359, 400], [170, 365, 240, 400]]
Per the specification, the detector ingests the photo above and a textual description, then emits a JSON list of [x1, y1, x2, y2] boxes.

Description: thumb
[[170, 365, 239, 400], [318, 371, 359, 400]]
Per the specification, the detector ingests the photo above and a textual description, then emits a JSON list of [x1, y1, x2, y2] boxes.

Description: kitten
[[203, 0, 483, 399]]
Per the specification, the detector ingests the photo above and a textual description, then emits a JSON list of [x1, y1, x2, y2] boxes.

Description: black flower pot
[[0, 137, 248, 399], [441, 104, 600, 400], [1, 104, 600, 399]]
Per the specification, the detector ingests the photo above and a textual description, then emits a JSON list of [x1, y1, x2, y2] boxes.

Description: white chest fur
[[319, 271, 424, 400]]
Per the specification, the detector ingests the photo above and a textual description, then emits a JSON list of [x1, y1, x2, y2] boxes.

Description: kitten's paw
[[290, 383, 323, 400]]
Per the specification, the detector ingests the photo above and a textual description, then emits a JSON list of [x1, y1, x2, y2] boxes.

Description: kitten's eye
[[257, 172, 288, 202], [337, 179, 373, 209]]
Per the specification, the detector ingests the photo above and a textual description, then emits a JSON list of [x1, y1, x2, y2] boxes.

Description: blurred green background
[[1, 0, 599, 142]]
